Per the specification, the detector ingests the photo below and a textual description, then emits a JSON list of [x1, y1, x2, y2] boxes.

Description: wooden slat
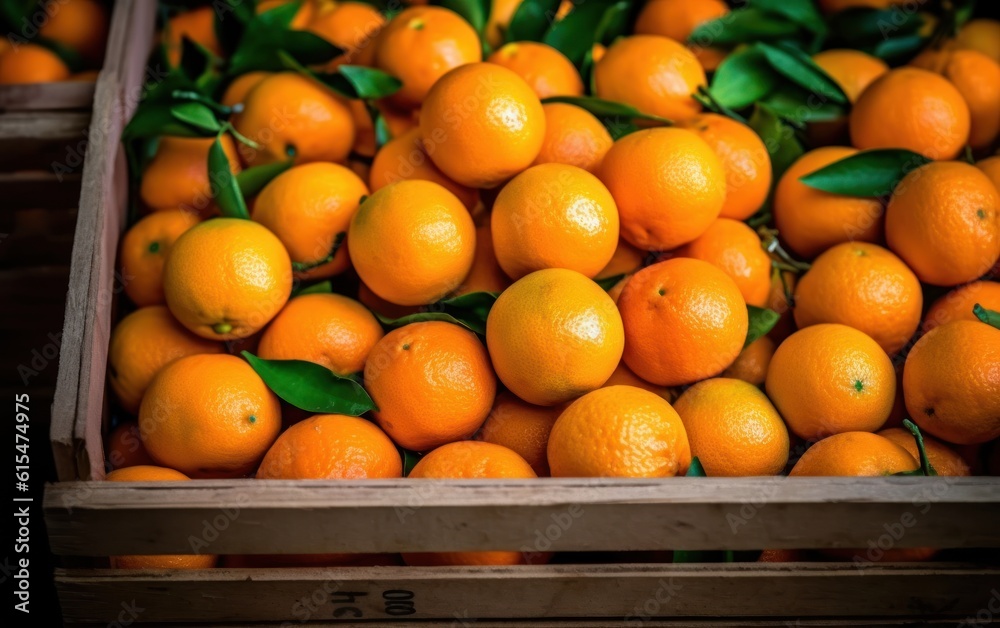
[[0, 111, 91, 171], [44, 477, 1000, 556], [0, 208, 78, 268], [0, 172, 82, 210], [0, 81, 96, 112], [53, 563, 1000, 624]]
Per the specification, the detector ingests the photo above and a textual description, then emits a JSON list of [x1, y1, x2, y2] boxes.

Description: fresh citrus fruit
[[140, 136, 242, 214], [618, 258, 748, 386], [633, 0, 729, 71], [486, 268, 624, 406], [108, 306, 224, 415], [139, 354, 282, 477], [602, 361, 677, 401], [593, 35, 706, 121], [257, 293, 384, 375], [812, 49, 889, 103], [105, 421, 156, 470], [849, 67, 970, 160], [164, 218, 293, 340], [257, 0, 315, 28], [597, 239, 645, 280], [911, 48, 1000, 150], [39, 0, 109, 64], [885, 161, 1000, 286], [722, 336, 776, 387], [532, 103, 613, 173], [368, 128, 478, 210], [119, 210, 200, 307], [673, 378, 790, 477], [487, 41, 584, 99], [789, 432, 917, 476], [0, 44, 70, 84], [955, 18, 1000, 62], [597, 128, 725, 251], [547, 385, 691, 477], [233, 72, 355, 166], [251, 162, 369, 279], [977, 156, 1000, 191], [678, 114, 772, 221], [373, 5, 482, 110], [420, 62, 545, 188], [162, 6, 221, 67], [357, 281, 420, 319], [773, 147, 884, 259], [923, 281, 1000, 332], [766, 324, 895, 440], [455, 224, 511, 295], [793, 242, 923, 356], [491, 163, 619, 280], [257, 414, 402, 479], [308, 1, 385, 66], [766, 269, 798, 343], [365, 321, 496, 451], [220, 71, 271, 107], [105, 465, 190, 482], [904, 320, 1000, 445], [476, 391, 561, 476], [877, 428, 971, 477], [348, 179, 476, 305], [673, 218, 771, 307]]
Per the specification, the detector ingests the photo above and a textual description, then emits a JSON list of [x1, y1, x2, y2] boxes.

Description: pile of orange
[[104, 0, 999, 571], [0, 0, 109, 84]]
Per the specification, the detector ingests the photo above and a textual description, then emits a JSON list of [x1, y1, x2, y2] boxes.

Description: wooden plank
[[0, 172, 82, 210], [53, 563, 1000, 624], [0, 208, 78, 268], [0, 111, 91, 171], [54, 621, 985, 628], [44, 477, 1000, 556], [0, 81, 96, 111]]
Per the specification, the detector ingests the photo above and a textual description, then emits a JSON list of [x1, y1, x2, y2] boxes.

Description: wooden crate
[[44, 1, 1000, 625]]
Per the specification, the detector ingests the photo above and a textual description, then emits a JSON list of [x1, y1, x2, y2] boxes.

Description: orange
[[487, 42, 584, 99], [486, 268, 624, 406], [256, 0, 315, 28], [455, 224, 511, 295], [373, 6, 482, 110], [678, 113, 772, 221], [368, 128, 478, 210], [491, 163, 619, 280], [404, 441, 538, 567], [977, 156, 1000, 191], [673, 378, 790, 477], [365, 321, 496, 451], [119, 210, 200, 307], [532, 103, 613, 173], [233, 72, 355, 166], [793, 242, 923, 356], [357, 281, 420, 319], [251, 162, 369, 279], [877, 428, 971, 477], [220, 71, 271, 107], [476, 392, 561, 476], [164, 218, 293, 340], [108, 306, 224, 415], [766, 324, 895, 440], [773, 147, 884, 259], [308, 1, 385, 66], [39, 0, 109, 64], [348, 180, 476, 305], [162, 6, 222, 67], [484, 0, 522, 48], [618, 258, 748, 387], [923, 281, 1000, 332], [789, 432, 917, 476], [849, 67, 970, 160], [420, 62, 545, 188], [886, 161, 1000, 286], [955, 18, 1000, 62], [904, 320, 1000, 445], [139, 354, 282, 477], [0, 44, 70, 84], [257, 414, 402, 479], [547, 385, 691, 477], [633, 0, 729, 71], [812, 49, 889, 104], [722, 335, 776, 387], [597, 239, 645, 280], [673, 218, 771, 307], [140, 136, 242, 214], [911, 49, 1000, 150], [257, 293, 384, 375], [106, 465, 219, 569], [597, 128, 725, 251], [593, 35, 706, 121], [602, 361, 677, 402], [105, 421, 156, 470], [766, 268, 797, 343]]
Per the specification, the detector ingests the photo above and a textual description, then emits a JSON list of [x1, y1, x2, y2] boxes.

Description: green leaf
[[595, 273, 625, 291], [757, 43, 848, 106], [214, 0, 255, 57], [434, 0, 490, 33], [974, 304, 1000, 330], [541, 95, 671, 125], [208, 136, 249, 219], [747, 102, 804, 182], [337, 65, 403, 99], [505, 0, 561, 43], [236, 158, 295, 199], [179, 36, 218, 86], [689, 8, 801, 47], [751, 0, 826, 35], [402, 449, 423, 476], [373, 108, 393, 148], [685, 457, 706, 477], [279, 29, 344, 65], [377, 291, 499, 335], [229, 0, 342, 74], [124, 104, 212, 140], [594, 1, 631, 45], [871, 34, 926, 63], [243, 352, 377, 415], [709, 47, 780, 110], [291, 232, 346, 273], [761, 84, 847, 123], [798, 149, 931, 197], [744, 306, 780, 348], [293, 280, 333, 297], [170, 102, 223, 134], [542, 0, 611, 67], [827, 7, 924, 46]]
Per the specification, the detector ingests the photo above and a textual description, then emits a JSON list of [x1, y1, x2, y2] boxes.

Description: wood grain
[[0, 81, 96, 111]]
